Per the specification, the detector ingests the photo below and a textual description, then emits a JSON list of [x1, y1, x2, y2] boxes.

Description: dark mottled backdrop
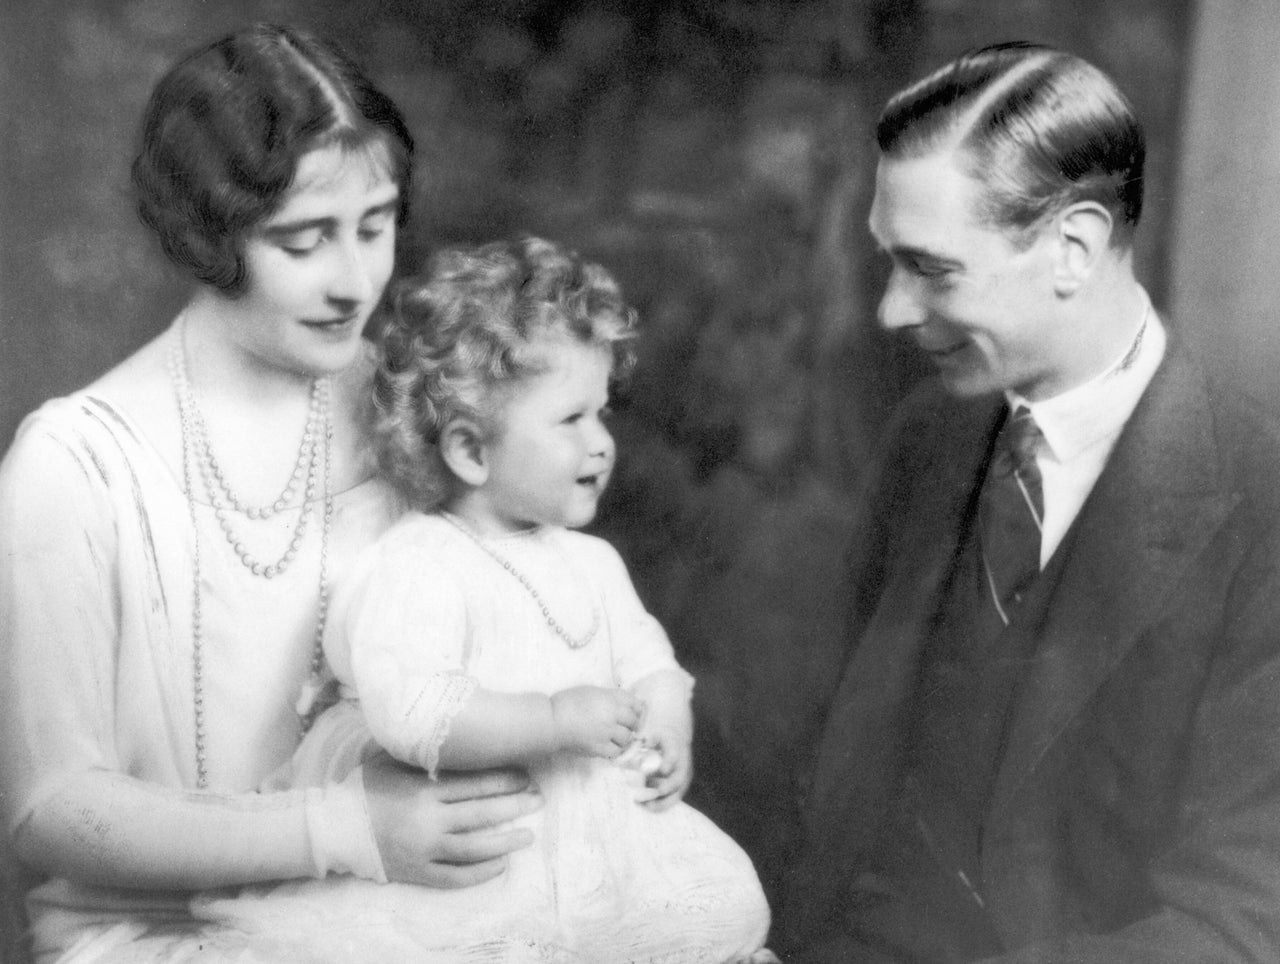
[[0, 0, 1196, 923]]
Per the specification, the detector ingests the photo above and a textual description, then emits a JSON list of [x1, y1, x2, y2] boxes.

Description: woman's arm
[[0, 412, 537, 892], [12, 771, 348, 889], [14, 753, 542, 891], [0, 413, 339, 889]]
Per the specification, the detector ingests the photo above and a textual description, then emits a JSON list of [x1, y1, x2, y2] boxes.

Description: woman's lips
[[301, 315, 360, 333]]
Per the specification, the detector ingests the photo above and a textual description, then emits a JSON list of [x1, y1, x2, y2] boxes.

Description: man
[[778, 42, 1280, 962]]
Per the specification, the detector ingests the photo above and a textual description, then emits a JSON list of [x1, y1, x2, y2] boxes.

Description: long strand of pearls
[[171, 344, 325, 578], [170, 322, 333, 789], [174, 350, 210, 788], [197, 379, 322, 519]]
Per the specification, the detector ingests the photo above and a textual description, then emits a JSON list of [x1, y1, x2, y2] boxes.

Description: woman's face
[[215, 141, 400, 378]]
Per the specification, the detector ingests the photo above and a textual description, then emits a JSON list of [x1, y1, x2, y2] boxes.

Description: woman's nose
[[327, 238, 377, 305]]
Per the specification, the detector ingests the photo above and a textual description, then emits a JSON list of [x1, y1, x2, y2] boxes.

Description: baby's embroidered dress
[[197, 512, 770, 963]]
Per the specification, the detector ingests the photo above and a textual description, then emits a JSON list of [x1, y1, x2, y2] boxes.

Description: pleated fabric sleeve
[[0, 395, 398, 959]]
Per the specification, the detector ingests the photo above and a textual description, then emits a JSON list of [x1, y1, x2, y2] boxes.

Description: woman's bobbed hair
[[877, 41, 1145, 248], [132, 22, 413, 294], [374, 235, 639, 510]]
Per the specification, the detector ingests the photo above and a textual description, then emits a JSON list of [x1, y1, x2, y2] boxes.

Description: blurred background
[[1, 0, 1274, 913]]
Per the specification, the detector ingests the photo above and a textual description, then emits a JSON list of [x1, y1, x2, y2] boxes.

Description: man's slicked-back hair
[[877, 42, 1145, 247], [132, 22, 414, 294]]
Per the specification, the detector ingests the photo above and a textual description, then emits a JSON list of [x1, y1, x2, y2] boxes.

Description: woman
[[0, 23, 538, 963]]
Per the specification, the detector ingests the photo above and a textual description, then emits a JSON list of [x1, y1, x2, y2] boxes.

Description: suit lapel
[[990, 348, 1240, 819], [804, 391, 1003, 858]]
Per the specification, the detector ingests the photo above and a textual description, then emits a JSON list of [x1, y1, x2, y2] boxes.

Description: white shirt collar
[[1007, 292, 1166, 465]]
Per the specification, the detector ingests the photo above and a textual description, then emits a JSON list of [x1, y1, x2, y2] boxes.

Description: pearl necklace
[[441, 513, 600, 650], [199, 378, 324, 520], [169, 327, 333, 789], [171, 347, 326, 580]]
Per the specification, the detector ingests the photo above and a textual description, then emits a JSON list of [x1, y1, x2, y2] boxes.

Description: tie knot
[[996, 406, 1041, 474]]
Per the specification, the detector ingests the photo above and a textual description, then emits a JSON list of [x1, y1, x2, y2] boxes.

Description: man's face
[[868, 149, 1069, 400]]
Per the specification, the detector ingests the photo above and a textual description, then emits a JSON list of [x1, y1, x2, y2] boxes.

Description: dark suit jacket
[[779, 344, 1280, 962]]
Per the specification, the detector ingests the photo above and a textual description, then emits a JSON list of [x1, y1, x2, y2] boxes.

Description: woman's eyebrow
[[359, 198, 400, 220], [260, 217, 333, 238], [261, 198, 400, 237]]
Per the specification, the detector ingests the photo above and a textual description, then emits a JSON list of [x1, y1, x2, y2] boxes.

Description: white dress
[[196, 513, 771, 963], [0, 392, 403, 962]]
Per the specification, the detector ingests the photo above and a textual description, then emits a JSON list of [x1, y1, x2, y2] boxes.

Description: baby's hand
[[550, 686, 642, 759], [631, 727, 692, 811]]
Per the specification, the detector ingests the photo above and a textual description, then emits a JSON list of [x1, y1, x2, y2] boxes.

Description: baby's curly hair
[[374, 235, 639, 508]]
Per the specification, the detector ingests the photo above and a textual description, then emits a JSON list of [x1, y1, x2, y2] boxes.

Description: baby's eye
[[562, 412, 584, 425]]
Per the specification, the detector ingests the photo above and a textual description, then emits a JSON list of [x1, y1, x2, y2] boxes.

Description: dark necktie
[[978, 405, 1044, 625]]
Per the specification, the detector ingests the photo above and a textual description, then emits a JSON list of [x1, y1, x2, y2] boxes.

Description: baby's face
[[476, 339, 616, 534]]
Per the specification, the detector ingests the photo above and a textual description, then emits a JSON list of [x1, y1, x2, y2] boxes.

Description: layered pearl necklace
[[441, 512, 600, 650], [169, 324, 333, 789]]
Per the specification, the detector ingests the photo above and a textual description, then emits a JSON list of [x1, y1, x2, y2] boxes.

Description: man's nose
[[877, 270, 926, 331]]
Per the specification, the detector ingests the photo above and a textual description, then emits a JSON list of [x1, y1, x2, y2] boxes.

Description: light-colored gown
[[196, 513, 771, 963], [0, 391, 403, 963]]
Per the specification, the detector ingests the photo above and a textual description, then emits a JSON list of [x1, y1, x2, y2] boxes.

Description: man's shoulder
[[1147, 342, 1280, 505], [1203, 376, 1280, 496]]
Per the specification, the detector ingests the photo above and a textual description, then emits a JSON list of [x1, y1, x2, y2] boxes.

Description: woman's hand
[[550, 685, 642, 758], [362, 752, 541, 888]]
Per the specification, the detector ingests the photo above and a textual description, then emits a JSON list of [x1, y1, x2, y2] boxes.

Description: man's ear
[[439, 418, 489, 487], [1052, 201, 1114, 296]]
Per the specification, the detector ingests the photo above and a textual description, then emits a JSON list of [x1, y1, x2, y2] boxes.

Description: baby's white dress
[[197, 512, 770, 963]]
